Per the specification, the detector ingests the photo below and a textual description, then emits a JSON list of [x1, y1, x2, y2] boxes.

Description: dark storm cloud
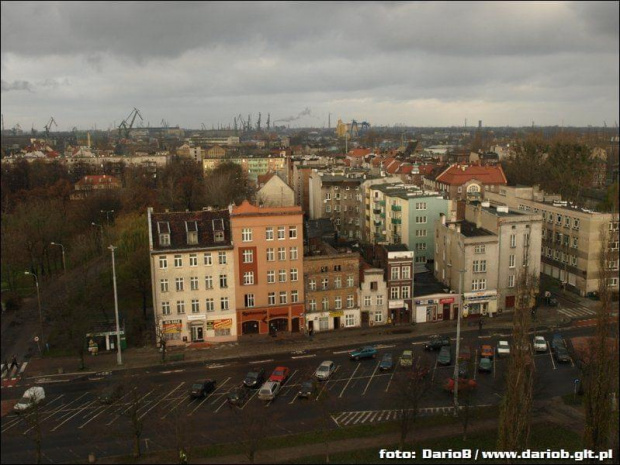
[[1, 80, 34, 92]]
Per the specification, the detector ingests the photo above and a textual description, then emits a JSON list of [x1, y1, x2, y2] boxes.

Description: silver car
[[258, 381, 281, 401], [314, 361, 335, 381]]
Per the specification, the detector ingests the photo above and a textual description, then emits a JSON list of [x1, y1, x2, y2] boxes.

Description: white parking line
[[78, 389, 136, 429], [291, 354, 316, 360], [138, 382, 185, 421], [249, 359, 274, 364], [375, 344, 396, 349], [493, 354, 496, 378], [214, 398, 229, 413], [362, 361, 380, 396], [385, 368, 397, 393], [51, 400, 98, 432], [240, 388, 259, 410], [339, 364, 360, 398], [187, 377, 231, 416], [411, 341, 425, 345], [431, 358, 439, 382], [473, 350, 479, 380], [549, 343, 557, 370], [333, 349, 354, 355]]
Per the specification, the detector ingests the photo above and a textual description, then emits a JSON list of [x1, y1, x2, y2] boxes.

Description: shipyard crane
[[44, 117, 57, 138], [118, 108, 143, 138], [201, 123, 207, 130], [247, 114, 252, 132], [266, 113, 270, 130], [237, 114, 246, 133], [12, 123, 22, 135], [257, 112, 262, 132]]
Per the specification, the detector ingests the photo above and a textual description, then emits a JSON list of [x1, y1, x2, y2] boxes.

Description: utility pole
[[108, 246, 123, 366], [25, 272, 43, 354], [453, 269, 466, 414], [50, 242, 66, 274]]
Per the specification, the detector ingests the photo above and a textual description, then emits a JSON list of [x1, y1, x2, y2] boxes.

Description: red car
[[480, 345, 494, 359], [269, 367, 290, 383], [444, 377, 477, 393]]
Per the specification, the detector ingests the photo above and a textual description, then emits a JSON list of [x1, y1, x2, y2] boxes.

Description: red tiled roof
[[257, 172, 275, 186], [399, 165, 413, 174], [371, 157, 383, 167], [348, 148, 372, 158], [231, 200, 302, 216], [435, 164, 507, 185]]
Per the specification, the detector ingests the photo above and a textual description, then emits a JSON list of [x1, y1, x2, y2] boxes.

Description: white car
[[314, 361, 335, 381], [14, 386, 46, 413], [533, 336, 548, 352], [258, 381, 281, 401], [496, 340, 511, 357]]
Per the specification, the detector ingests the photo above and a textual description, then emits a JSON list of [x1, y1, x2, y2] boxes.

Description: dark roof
[[150, 209, 232, 251], [305, 218, 337, 241], [457, 220, 494, 238], [383, 244, 409, 252], [414, 272, 451, 297]]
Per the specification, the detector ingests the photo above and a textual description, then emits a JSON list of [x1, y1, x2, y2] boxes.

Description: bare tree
[[456, 353, 476, 441], [19, 398, 44, 464], [232, 401, 265, 463], [315, 380, 338, 463], [155, 317, 168, 363], [125, 387, 146, 458]]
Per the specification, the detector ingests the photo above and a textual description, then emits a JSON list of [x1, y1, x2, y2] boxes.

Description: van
[[14, 386, 46, 413]]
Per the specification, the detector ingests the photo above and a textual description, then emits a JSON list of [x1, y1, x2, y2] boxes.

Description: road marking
[[249, 359, 273, 364], [549, 343, 557, 370], [339, 363, 360, 398], [138, 382, 185, 421], [411, 341, 425, 345], [362, 361, 380, 396], [291, 354, 316, 359], [316, 365, 340, 401], [493, 353, 497, 378], [431, 358, 439, 382], [160, 369, 185, 374], [385, 368, 397, 392], [473, 350, 479, 381], [187, 377, 231, 416], [51, 400, 98, 432], [214, 398, 228, 413], [332, 349, 354, 355], [206, 363, 229, 369], [78, 389, 136, 429], [18, 362, 28, 374], [240, 388, 259, 410], [375, 344, 396, 349]]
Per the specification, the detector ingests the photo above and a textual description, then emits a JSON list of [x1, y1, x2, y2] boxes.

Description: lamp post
[[91, 222, 104, 252], [100, 209, 115, 225], [108, 245, 123, 365], [453, 268, 466, 415], [50, 242, 66, 274], [24, 271, 43, 354]]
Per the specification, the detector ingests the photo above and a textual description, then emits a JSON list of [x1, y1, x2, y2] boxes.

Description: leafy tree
[[204, 161, 254, 208]]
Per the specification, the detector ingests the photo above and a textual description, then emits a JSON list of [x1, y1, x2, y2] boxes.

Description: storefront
[[388, 300, 411, 324], [238, 305, 304, 335], [85, 321, 127, 352], [305, 309, 360, 332], [414, 295, 459, 323], [462, 290, 498, 317]]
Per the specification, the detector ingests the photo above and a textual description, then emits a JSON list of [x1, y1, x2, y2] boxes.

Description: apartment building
[[358, 262, 388, 326], [484, 185, 618, 296], [148, 208, 237, 345], [203, 156, 288, 184], [303, 242, 361, 332], [423, 164, 508, 203], [230, 201, 305, 335], [374, 245, 415, 324], [256, 173, 295, 207]]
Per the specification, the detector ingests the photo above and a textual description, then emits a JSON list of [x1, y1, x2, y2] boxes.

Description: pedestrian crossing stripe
[[558, 307, 596, 318]]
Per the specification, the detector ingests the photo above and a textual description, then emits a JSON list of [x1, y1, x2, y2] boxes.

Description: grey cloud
[[1, 79, 34, 92]]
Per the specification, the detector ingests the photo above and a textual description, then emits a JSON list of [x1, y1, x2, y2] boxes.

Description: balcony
[[380, 213, 386, 219], [373, 208, 381, 214], [374, 220, 382, 226], [391, 205, 402, 212], [374, 200, 386, 206], [391, 218, 401, 225]]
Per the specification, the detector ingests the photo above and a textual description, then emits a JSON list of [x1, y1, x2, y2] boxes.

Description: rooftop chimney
[[440, 213, 446, 225], [475, 205, 482, 229]]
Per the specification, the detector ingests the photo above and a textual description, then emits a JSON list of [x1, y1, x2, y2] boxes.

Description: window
[[347, 275, 354, 287], [176, 300, 185, 314], [390, 287, 400, 299], [374, 312, 383, 323], [571, 255, 578, 266], [565, 216, 571, 228], [325, 205, 331, 213], [159, 256, 168, 269], [290, 247, 298, 260], [415, 229, 427, 237], [322, 277, 329, 290], [290, 268, 298, 282], [268, 292, 276, 305], [205, 298, 214, 312], [334, 296, 342, 309], [279, 270, 287, 283], [175, 277, 184, 292], [204, 253, 212, 265], [289, 226, 297, 239], [391, 267, 400, 280], [377, 295, 384, 305], [524, 233, 530, 246], [214, 231, 225, 242], [219, 274, 228, 288], [321, 266, 328, 272], [191, 299, 200, 313], [267, 270, 275, 283], [220, 297, 229, 310], [415, 243, 427, 251], [508, 275, 515, 288], [334, 276, 342, 288], [510, 234, 516, 248], [159, 233, 170, 246], [402, 267, 411, 279], [402, 286, 410, 299], [309, 279, 316, 291], [278, 226, 285, 240], [203, 275, 213, 289], [370, 281, 378, 291], [278, 247, 286, 260], [334, 265, 342, 272], [473, 260, 487, 273], [572, 237, 578, 249], [325, 193, 331, 200], [322, 297, 329, 311], [415, 202, 427, 210], [475, 244, 485, 254], [280, 292, 288, 304], [364, 296, 372, 307], [509, 255, 516, 268], [345, 314, 355, 327], [189, 254, 198, 267], [608, 278, 618, 287], [218, 252, 227, 265], [243, 271, 254, 285], [266, 227, 274, 241], [174, 255, 183, 267], [309, 299, 317, 311], [242, 228, 253, 242], [415, 216, 427, 224], [291, 290, 299, 303], [160, 279, 168, 293], [190, 276, 198, 291], [162, 301, 170, 315], [243, 250, 253, 263], [472, 279, 487, 291], [245, 294, 255, 307]]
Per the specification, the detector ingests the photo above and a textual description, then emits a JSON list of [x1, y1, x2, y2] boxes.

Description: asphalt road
[[0, 325, 595, 464]]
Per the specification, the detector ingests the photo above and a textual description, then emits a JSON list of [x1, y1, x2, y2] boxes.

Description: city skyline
[[1, 1, 618, 131]]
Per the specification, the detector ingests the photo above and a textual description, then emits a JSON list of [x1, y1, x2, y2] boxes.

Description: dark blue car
[[349, 346, 377, 361]]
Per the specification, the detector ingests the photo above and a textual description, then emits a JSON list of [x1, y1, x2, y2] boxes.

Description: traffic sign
[[34, 336, 39, 342]]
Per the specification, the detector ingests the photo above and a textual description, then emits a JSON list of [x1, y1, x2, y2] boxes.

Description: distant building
[[256, 173, 295, 207], [423, 164, 508, 203], [71, 174, 121, 200], [374, 244, 415, 324]]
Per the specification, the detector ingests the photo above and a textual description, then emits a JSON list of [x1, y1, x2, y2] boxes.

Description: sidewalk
[[23, 305, 568, 380]]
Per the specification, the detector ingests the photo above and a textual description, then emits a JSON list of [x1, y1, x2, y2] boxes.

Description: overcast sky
[[1, 1, 618, 131]]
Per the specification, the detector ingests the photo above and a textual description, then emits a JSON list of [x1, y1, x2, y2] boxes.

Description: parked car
[[458, 345, 472, 362], [14, 386, 46, 413], [258, 381, 281, 401], [379, 353, 394, 371], [533, 336, 548, 352], [478, 357, 493, 373], [480, 344, 494, 359], [554, 346, 571, 363], [269, 367, 290, 383], [297, 380, 316, 399], [349, 346, 377, 361], [243, 368, 265, 388], [551, 333, 566, 351], [98, 384, 124, 404], [314, 361, 335, 381], [190, 379, 216, 398], [496, 341, 511, 357], [424, 335, 451, 351], [227, 386, 250, 406], [399, 350, 413, 367], [444, 377, 477, 393], [437, 346, 451, 366]]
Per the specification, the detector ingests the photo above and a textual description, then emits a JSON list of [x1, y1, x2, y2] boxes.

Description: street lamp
[[108, 245, 123, 366], [453, 268, 466, 415], [50, 242, 66, 274], [91, 222, 104, 252], [100, 209, 115, 225], [24, 271, 43, 354]]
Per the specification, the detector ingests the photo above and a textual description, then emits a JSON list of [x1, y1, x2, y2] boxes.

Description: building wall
[[257, 175, 295, 207], [359, 268, 388, 326]]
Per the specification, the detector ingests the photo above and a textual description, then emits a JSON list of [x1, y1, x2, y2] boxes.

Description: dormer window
[[214, 231, 225, 242], [157, 221, 171, 247], [185, 221, 198, 245], [212, 218, 225, 242]]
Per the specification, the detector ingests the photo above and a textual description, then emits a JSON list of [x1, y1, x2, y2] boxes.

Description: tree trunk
[[133, 434, 141, 458]]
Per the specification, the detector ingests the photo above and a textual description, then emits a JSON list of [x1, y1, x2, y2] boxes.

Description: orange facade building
[[230, 201, 305, 335]]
